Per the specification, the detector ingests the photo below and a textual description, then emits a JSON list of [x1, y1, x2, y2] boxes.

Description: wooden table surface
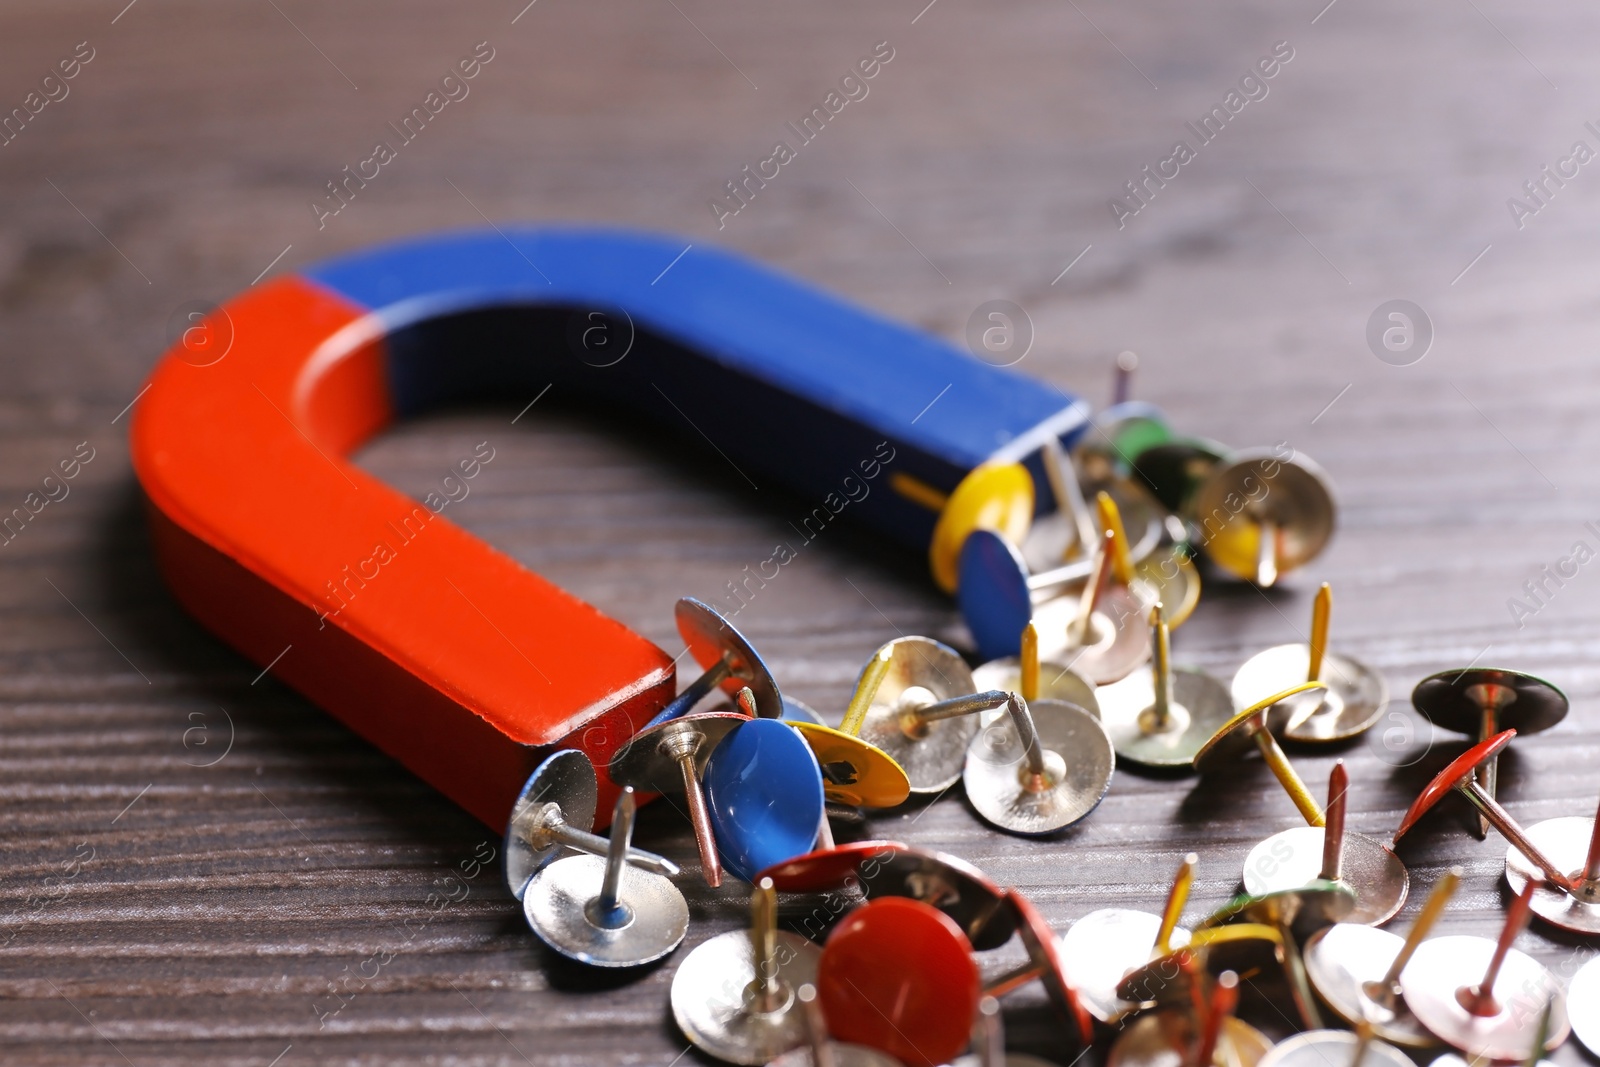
[[4, 0, 1600, 1063]]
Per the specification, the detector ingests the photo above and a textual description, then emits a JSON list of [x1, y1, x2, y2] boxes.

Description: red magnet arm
[[131, 278, 674, 829]]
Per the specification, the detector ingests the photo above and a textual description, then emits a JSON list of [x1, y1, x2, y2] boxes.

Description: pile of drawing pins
[[501, 357, 1597, 1067]]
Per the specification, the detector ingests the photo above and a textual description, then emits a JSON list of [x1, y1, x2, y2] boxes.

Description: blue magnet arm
[[303, 226, 1087, 555], [702, 718, 826, 884]]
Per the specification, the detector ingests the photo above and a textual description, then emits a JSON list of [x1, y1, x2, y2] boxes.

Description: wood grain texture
[[3, 0, 1599, 1062]]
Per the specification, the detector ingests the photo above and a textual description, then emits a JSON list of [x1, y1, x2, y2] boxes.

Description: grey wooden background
[[3, 0, 1599, 1063]]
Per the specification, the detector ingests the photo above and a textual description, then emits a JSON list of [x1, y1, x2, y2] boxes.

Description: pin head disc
[[1503, 816, 1600, 934], [523, 853, 689, 968], [1191, 449, 1336, 583], [676, 596, 784, 718], [1107, 1011, 1272, 1067], [788, 722, 911, 809], [930, 462, 1035, 595], [504, 749, 598, 900], [1059, 908, 1191, 1022], [704, 718, 827, 884], [1129, 548, 1202, 630], [607, 712, 746, 793], [1403, 934, 1569, 1061], [859, 848, 1015, 951], [964, 699, 1115, 835], [671, 928, 822, 1065], [956, 528, 1036, 661], [1126, 439, 1227, 516], [817, 898, 980, 1067], [972, 657, 1099, 719], [1083, 402, 1172, 472], [754, 841, 909, 894], [1243, 825, 1409, 926], [1006, 889, 1094, 1043], [1410, 667, 1568, 737], [1304, 923, 1439, 1049], [1036, 585, 1153, 685], [1258, 1029, 1413, 1067], [1232, 644, 1389, 743], [1569, 955, 1600, 1055], [1392, 730, 1517, 842], [857, 637, 981, 795], [1099, 664, 1233, 769]]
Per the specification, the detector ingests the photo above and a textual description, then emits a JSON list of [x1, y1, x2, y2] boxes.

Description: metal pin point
[[1193, 682, 1330, 826], [1099, 606, 1234, 769], [1504, 786, 1600, 933], [964, 692, 1116, 835], [1096, 490, 1200, 630], [671, 877, 824, 1065], [521, 786, 689, 967], [1242, 760, 1409, 925], [644, 597, 783, 727], [815, 805, 835, 852], [801, 985, 838, 1067], [1060, 852, 1196, 1022], [502, 750, 680, 902], [1306, 867, 1461, 1047], [857, 635, 1010, 794], [1231, 583, 1388, 743], [767, 984, 904, 1067], [948, 995, 1055, 1067], [609, 711, 746, 887], [788, 644, 912, 809], [1042, 435, 1099, 562], [1410, 668, 1567, 840], [970, 624, 1101, 721], [1403, 879, 1571, 1059], [1113, 350, 1138, 406], [1393, 730, 1575, 892], [1255, 520, 1279, 587]]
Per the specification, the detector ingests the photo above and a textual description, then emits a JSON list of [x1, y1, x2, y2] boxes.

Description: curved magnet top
[[131, 225, 1084, 830], [304, 228, 1084, 471]]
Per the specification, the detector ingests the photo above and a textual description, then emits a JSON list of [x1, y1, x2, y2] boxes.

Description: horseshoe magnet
[[130, 226, 1087, 830]]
